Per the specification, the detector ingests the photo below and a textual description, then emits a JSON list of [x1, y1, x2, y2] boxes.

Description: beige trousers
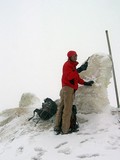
[[55, 86, 74, 133]]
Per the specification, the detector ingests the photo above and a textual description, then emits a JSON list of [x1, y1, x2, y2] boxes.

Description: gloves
[[77, 61, 88, 73], [84, 80, 94, 86]]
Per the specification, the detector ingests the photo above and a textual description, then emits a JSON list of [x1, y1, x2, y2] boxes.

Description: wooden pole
[[105, 30, 120, 108]]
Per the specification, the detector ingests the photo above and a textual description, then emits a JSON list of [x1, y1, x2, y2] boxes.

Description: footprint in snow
[[80, 139, 88, 143], [77, 153, 99, 158], [58, 147, 71, 155], [31, 147, 46, 160], [55, 141, 68, 149], [107, 136, 120, 150], [16, 146, 24, 154]]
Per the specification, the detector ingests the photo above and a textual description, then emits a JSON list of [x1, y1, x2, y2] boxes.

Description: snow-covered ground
[[0, 54, 120, 160], [0, 105, 120, 160]]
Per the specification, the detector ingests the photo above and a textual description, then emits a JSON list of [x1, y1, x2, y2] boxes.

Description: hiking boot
[[54, 127, 61, 135], [71, 124, 79, 132]]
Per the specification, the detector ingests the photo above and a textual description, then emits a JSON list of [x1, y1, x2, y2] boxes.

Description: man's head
[[67, 50, 77, 62]]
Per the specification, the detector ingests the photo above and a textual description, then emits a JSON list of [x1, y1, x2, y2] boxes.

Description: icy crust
[[0, 106, 53, 142], [75, 54, 112, 114], [80, 54, 112, 87]]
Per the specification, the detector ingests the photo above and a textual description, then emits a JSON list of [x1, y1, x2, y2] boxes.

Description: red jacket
[[62, 60, 84, 90]]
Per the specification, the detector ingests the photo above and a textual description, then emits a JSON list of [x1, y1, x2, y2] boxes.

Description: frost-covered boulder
[[75, 54, 112, 114], [19, 92, 41, 107]]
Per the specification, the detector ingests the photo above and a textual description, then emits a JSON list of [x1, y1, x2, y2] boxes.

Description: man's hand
[[84, 80, 94, 86]]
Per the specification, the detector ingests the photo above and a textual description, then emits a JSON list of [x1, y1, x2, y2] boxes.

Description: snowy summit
[[0, 54, 120, 160]]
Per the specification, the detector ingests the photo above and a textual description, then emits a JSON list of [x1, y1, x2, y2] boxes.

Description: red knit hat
[[67, 50, 77, 58]]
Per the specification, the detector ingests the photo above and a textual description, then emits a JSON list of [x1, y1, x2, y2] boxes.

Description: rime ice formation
[[19, 93, 41, 108], [75, 54, 112, 114]]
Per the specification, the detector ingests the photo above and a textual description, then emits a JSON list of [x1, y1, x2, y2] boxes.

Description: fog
[[0, 0, 120, 111]]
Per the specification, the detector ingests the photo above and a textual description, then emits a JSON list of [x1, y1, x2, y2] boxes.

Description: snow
[[75, 54, 112, 114], [0, 106, 120, 160], [0, 53, 120, 160]]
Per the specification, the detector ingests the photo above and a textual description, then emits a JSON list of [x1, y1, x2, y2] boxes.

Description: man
[[54, 50, 94, 134]]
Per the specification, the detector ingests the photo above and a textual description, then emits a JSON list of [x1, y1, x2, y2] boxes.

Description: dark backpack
[[28, 98, 57, 123], [40, 98, 57, 120]]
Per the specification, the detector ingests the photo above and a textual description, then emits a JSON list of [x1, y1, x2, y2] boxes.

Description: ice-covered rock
[[19, 92, 41, 108], [75, 54, 112, 114]]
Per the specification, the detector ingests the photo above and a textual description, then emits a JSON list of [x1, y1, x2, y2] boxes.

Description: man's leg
[[62, 86, 74, 134], [54, 89, 64, 132]]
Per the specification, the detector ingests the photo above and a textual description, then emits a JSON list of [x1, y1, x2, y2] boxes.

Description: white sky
[[0, 0, 120, 111]]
